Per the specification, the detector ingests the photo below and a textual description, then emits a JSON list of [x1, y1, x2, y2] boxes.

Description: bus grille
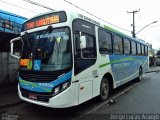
[[19, 71, 57, 82], [20, 87, 52, 103]]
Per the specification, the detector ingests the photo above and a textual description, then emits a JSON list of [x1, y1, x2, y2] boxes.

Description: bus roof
[[24, 10, 147, 45], [76, 12, 147, 45]]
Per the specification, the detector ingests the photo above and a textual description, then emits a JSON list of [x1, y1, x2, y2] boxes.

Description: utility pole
[[127, 9, 140, 38]]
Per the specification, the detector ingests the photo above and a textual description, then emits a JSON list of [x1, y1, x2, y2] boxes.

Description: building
[[0, 10, 27, 85]]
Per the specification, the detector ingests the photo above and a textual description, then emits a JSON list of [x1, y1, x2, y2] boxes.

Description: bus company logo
[[39, 83, 54, 88], [58, 73, 65, 78], [113, 63, 130, 70], [78, 14, 100, 26]]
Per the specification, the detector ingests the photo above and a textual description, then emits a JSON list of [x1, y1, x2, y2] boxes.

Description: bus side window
[[113, 35, 123, 54], [141, 45, 145, 55], [98, 29, 112, 54], [131, 41, 137, 55], [124, 38, 131, 55], [137, 43, 142, 55], [144, 46, 148, 55]]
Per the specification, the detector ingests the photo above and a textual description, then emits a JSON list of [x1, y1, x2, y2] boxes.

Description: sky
[[0, 0, 160, 50]]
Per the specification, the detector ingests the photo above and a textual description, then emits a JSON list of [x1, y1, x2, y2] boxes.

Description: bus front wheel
[[99, 78, 109, 101]]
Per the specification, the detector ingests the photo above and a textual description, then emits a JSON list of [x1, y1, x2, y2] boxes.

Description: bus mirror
[[80, 36, 86, 49], [10, 37, 22, 59]]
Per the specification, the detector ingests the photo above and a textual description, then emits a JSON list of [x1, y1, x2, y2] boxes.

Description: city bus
[[10, 10, 149, 108]]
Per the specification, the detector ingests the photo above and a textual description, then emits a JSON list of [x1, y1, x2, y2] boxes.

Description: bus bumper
[[18, 84, 77, 108]]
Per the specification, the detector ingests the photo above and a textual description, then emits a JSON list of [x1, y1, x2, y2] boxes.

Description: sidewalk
[[147, 66, 160, 73], [0, 83, 22, 109]]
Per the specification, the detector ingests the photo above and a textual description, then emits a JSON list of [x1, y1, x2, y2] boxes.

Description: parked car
[[157, 50, 160, 58], [156, 58, 160, 66]]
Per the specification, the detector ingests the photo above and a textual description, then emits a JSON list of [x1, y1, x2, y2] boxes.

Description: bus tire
[[99, 77, 109, 101], [137, 68, 143, 82]]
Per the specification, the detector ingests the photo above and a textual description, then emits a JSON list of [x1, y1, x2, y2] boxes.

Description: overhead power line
[[64, 0, 131, 32], [22, 0, 56, 11], [0, 0, 38, 13]]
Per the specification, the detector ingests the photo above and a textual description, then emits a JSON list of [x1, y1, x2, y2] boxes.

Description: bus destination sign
[[26, 15, 59, 30], [23, 11, 67, 31]]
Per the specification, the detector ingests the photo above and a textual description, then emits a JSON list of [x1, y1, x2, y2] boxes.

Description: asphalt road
[[0, 71, 160, 120], [79, 71, 160, 120]]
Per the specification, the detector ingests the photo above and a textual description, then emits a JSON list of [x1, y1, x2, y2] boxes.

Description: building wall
[[0, 52, 19, 85], [0, 10, 27, 86]]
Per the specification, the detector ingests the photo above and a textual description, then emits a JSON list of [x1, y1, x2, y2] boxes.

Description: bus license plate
[[29, 94, 37, 100]]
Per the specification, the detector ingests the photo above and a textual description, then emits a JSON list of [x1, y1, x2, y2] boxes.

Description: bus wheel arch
[[99, 73, 113, 101], [137, 66, 143, 82]]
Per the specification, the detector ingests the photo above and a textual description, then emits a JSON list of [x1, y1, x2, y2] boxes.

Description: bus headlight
[[62, 82, 69, 90], [54, 86, 60, 94], [52, 81, 71, 96]]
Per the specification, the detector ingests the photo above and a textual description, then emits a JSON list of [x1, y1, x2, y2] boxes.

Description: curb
[[145, 70, 160, 73]]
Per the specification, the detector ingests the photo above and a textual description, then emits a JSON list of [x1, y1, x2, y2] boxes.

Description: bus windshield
[[20, 27, 72, 71]]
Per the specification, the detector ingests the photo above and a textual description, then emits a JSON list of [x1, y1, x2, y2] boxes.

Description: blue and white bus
[[10, 10, 149, 108]]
